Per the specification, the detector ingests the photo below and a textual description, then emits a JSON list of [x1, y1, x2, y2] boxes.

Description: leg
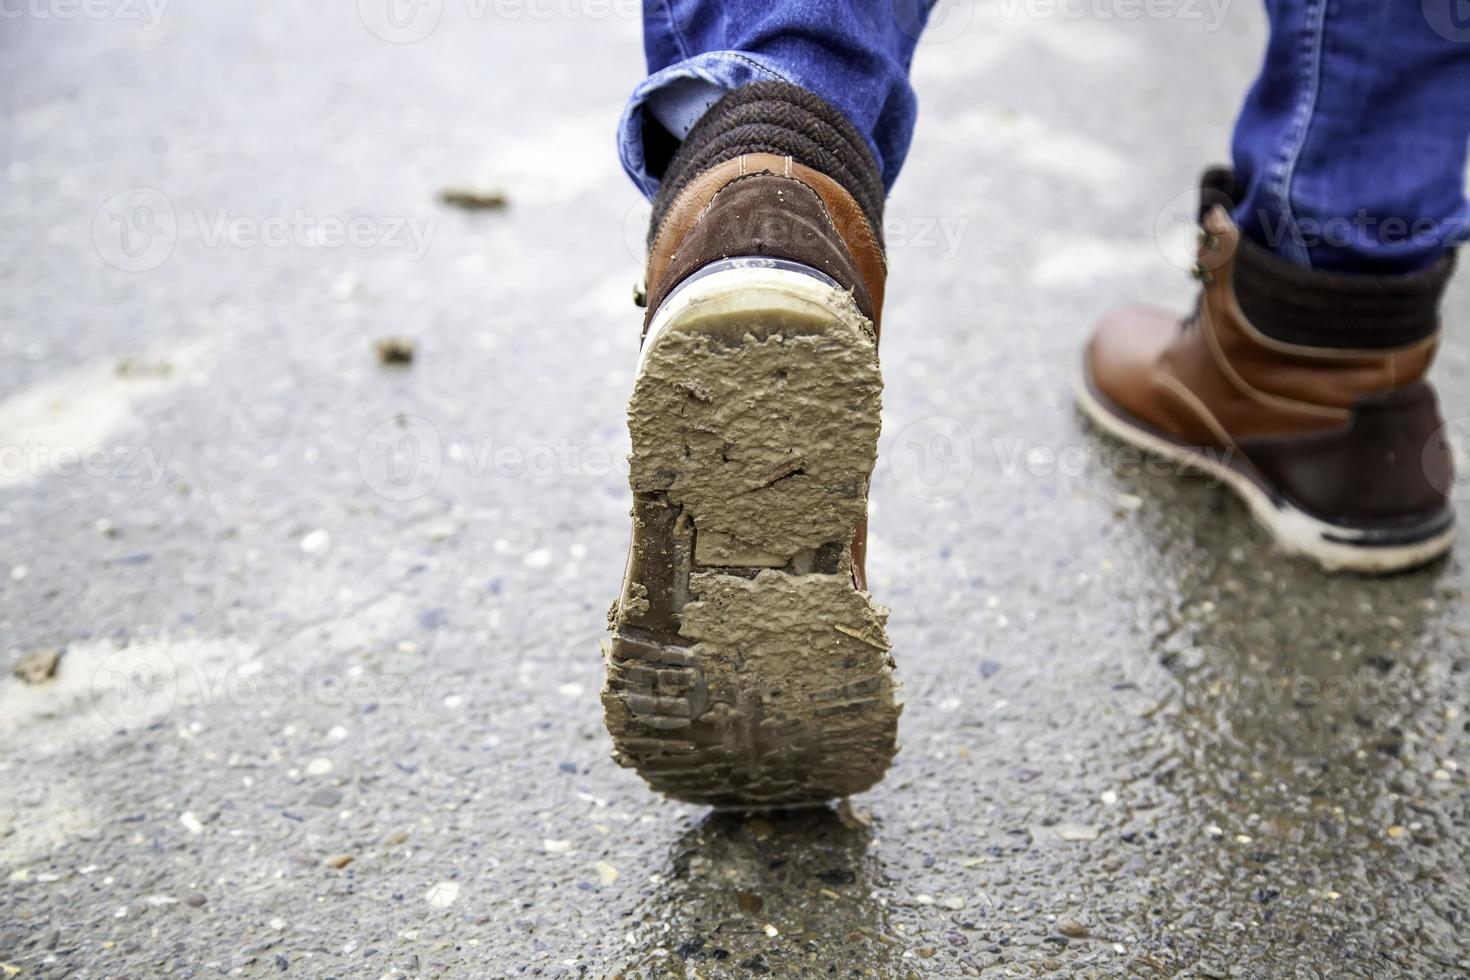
[[1232, 0, 1470, 273], [603, 3, 929, 806], [618, 0, 931, 199], [1079, 0, 1467, 572]]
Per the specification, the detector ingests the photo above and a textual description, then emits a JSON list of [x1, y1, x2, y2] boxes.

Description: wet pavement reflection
[[619, 810, 903, 977]]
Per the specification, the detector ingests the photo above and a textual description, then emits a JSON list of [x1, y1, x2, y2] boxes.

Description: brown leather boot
[[602, 83, 899, 807], [1080, 169, 1456, 573]]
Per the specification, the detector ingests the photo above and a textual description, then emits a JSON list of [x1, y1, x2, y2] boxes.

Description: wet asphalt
[[4, 1, 1470, 977]]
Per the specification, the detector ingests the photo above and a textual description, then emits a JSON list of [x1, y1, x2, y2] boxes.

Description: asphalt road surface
[[4, 1, 1470, 976]]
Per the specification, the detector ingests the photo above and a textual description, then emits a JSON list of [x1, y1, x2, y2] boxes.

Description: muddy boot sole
[[603, 259, 900, 809]]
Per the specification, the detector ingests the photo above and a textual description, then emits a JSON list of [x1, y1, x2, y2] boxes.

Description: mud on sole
[[603, 261, 900, 809]]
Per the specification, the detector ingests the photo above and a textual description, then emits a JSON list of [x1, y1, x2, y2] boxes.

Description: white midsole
[[1073, 368, 1455, 573], [638, 265, 868, 376]]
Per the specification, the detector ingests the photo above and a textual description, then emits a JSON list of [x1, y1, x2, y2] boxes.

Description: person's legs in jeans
[[617, 0, 931, 199], [1082, 0, 1469, 573], [1232, 0, 1470, 273], [603, 3, 930, 807]]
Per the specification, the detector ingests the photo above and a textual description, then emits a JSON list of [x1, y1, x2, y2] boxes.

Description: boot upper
[[643, 153, 887, 337], [1086, 203, 1454, 524]]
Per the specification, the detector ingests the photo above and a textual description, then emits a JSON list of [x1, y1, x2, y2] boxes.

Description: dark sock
[[1232, 235, 1453, 349], [648, 81, 885, 249], [1196, 168, 1453, 348]]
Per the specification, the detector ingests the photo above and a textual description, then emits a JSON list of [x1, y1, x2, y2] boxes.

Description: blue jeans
[[617, 0, 930, 198], [619, 1, 1470, 274], [1232, 1, 1470, 272]]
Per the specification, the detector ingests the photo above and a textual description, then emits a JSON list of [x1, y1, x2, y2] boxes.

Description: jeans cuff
[[617, 51, 795, 200]]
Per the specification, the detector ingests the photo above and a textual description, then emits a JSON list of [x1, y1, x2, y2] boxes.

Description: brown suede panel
[[1240, 383, 1451, 522], [642, 171, 876, 330]]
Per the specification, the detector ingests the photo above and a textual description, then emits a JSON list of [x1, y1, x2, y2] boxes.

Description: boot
[[1080, 168, 1456, 573], [603, 82, 899, 807]]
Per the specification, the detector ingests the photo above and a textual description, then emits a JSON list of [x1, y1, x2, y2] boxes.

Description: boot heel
[[603, 260, 900, 807]]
